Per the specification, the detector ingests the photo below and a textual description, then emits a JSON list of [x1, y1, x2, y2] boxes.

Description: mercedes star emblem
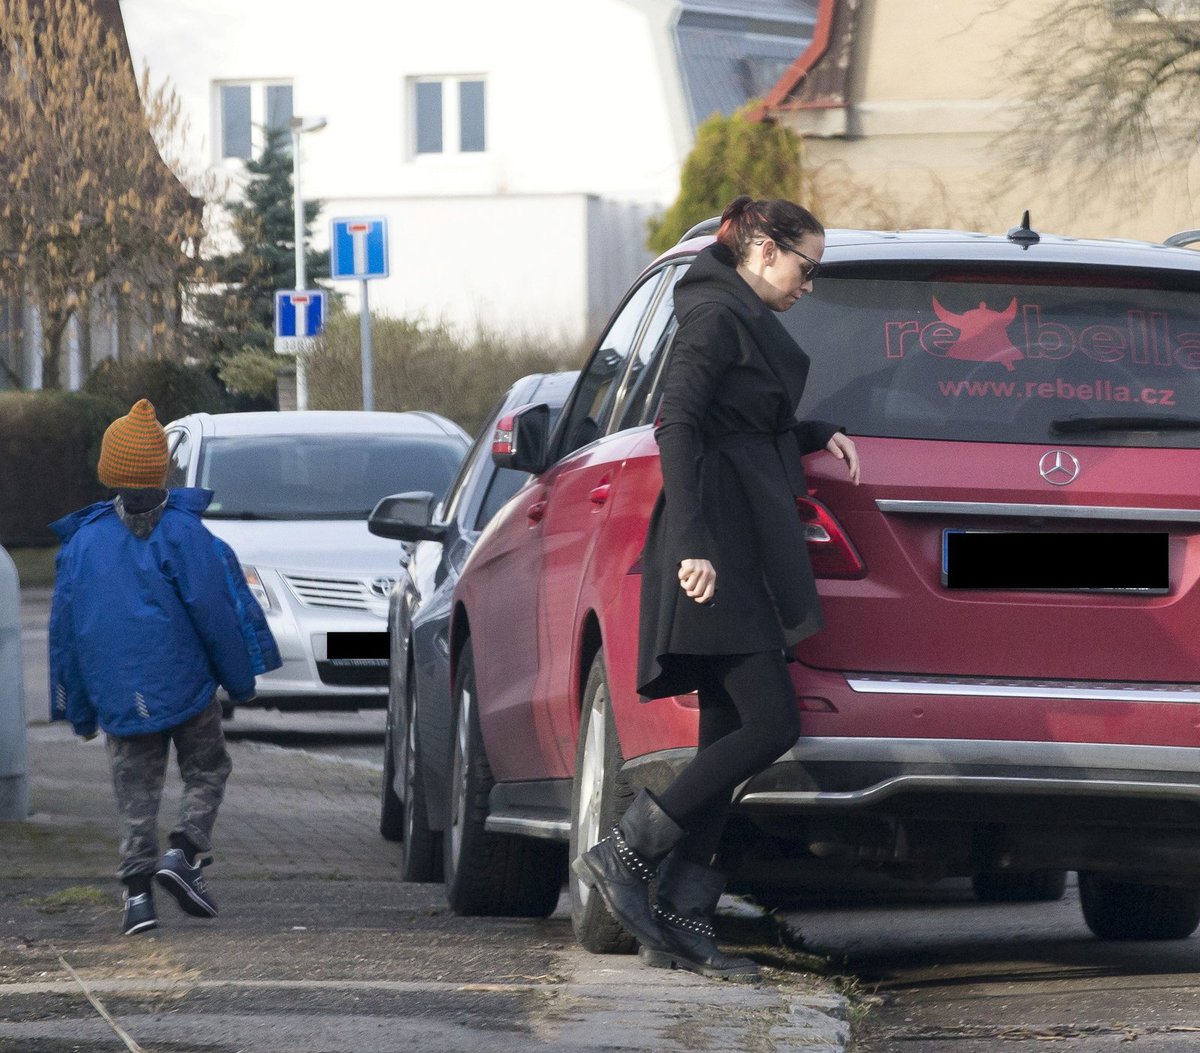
[[1039, 450, 1080, 486]]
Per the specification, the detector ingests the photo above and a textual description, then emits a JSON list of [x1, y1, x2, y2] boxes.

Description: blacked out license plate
[[326, 632, 390, 663], [942, 530, 1169, 593]]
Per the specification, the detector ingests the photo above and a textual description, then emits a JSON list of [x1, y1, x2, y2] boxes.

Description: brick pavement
[[11, 721, 402, 882]]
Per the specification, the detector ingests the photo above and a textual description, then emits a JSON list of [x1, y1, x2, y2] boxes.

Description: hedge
[[1, 358, 230, 547]]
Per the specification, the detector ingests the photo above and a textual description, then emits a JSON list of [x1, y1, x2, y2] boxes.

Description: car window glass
[[557, 273, 663, 456], [166, 430, 190, 488], [198, 434, 467, 519], [611, 267, 683, 433], [627, 318, 680, 430], [441, 411, 496, 525], [791, 268, 1200, 448], [475, 466, 529, 529]]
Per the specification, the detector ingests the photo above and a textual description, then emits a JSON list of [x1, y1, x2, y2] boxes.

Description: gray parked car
[[368, 372, 578, 881], [165, 410, 470, 714]]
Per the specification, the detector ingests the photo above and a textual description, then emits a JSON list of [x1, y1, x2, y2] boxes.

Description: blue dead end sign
[[275, 289, 326, 341], [330, 216, 389, 280]]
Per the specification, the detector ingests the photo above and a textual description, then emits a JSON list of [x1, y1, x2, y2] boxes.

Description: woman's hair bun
[[720, 195, 754, 224]]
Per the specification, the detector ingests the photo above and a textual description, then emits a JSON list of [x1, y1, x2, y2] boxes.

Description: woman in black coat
[[574, 196, 860, 979]]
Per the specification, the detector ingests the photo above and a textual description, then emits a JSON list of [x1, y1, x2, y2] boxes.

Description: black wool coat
[[637, 244, 841, 700]]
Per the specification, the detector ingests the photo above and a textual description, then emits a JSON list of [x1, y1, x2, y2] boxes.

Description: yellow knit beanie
[[97, 399, 168, 489]]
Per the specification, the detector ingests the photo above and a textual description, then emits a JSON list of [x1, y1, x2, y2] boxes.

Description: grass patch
[[6, 546, 57, 589], [25, 885, 110, 914]]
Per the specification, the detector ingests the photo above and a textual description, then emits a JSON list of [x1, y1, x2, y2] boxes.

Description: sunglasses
[[773, 239, 822, 282]]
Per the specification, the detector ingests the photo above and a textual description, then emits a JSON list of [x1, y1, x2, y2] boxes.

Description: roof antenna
[[1007, 210, 1040, 248]]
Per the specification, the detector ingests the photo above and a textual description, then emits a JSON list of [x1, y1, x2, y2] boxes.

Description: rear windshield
[[199, 434, 466, 520], [789, 268, 1200, 447]]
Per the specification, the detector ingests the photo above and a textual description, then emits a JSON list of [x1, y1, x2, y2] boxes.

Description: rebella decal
[[884, 297, 1200, 372], [930, 298, 1023, 371]]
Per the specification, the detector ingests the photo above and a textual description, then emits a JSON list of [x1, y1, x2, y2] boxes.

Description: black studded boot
[[639, 857, 759, 980], [571, 789, 684, 948]]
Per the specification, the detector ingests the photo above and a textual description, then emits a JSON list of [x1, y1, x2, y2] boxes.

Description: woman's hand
[[678, 558, 716, 604], [825, 433, 861, 485]]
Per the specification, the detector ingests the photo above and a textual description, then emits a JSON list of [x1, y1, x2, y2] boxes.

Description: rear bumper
[[624, 735, 1200, 879], [740, 736, 1200, 814]]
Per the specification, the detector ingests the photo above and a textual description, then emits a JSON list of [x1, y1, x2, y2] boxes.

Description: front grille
[[317, 660, 389, 687], [283, 573, 370, 612]]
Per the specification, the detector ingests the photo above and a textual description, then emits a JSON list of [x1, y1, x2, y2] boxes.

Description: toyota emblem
[[1038, 450, 1080, 486], [369, 576, 398, 598]]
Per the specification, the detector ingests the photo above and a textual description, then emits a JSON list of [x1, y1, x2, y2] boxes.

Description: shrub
[[218, 348, 285, 404], [83, 355, 230, 424], [0, 390, 119, 546], [2, 357, 234, 547], [307, 315, 583, 437]]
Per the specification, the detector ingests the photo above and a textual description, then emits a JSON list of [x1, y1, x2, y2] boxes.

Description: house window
[[411, 76, 487, 156], [217, 80, 294, 160]]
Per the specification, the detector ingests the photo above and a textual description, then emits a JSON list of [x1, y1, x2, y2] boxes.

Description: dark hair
[[715, 195, 824, 262]]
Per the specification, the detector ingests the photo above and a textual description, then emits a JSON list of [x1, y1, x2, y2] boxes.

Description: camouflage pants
[[106, 697, 233, 881]]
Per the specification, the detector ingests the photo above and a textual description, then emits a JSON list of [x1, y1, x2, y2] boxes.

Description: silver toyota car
[[164, 411, 469, 715]]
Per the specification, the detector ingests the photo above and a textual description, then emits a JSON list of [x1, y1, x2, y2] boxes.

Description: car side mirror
[[367, 491, 447, 543], [492, 402, 550, 474]]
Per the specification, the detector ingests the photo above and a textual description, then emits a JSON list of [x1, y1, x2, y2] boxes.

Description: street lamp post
[[289, 115, 327, 411]]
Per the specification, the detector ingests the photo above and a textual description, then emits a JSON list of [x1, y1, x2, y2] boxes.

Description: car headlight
[[241, 565, 271, 611]]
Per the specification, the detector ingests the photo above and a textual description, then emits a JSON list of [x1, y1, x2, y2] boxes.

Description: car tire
[[400, 675, 443, 883], [972, 869, 1068, 903], [443, 639, 563, 917], [380, 717, 405, 842], [568, 651, 637, 955], [1079, 871, 1200, 940]]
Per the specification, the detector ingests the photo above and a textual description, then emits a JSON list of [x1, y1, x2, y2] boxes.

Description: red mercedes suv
[[444, 218, 1200, 951]]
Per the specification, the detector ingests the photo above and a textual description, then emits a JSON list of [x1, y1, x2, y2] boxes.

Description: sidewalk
[[1, 713, 853, 1052], [7, 586, 852, 1051]]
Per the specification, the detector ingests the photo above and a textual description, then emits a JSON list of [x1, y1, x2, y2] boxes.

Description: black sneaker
[[122, 890, 157, 935], [155, 848, 217, 918]]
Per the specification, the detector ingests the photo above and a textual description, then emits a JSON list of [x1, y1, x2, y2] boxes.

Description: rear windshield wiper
[[1050, 415, 1200, 434]]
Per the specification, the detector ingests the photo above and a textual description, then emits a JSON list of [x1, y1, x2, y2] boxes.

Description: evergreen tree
[[647, 106, 809, 254], [194, 127, 330, 360]]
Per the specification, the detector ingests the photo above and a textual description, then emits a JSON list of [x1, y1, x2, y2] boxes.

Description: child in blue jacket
[[49, 399, 280, 935]]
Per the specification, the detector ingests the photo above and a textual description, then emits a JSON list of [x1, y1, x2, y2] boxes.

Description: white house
[[118, 0, 816, 347]]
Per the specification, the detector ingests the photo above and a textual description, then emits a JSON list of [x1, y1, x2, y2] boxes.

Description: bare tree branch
[[991, 0, 1200, 194], [0, 0, 213, 386]]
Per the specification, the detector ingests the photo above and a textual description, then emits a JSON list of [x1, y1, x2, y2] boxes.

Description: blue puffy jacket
[[49, 488, 281, 738]]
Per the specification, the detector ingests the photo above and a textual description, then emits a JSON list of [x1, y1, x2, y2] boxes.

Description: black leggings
[[655, 649, 800, 866]]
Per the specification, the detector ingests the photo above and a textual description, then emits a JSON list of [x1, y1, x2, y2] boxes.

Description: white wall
[[120, 0, 684, 340]]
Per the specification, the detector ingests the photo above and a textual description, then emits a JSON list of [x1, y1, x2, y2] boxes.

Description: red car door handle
[[589, 484, 611, 506], [527, 500, 548, 524]]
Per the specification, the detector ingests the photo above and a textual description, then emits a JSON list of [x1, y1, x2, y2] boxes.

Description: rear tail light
[[491, 413, 516, 458], [796, 497, 866, 579]]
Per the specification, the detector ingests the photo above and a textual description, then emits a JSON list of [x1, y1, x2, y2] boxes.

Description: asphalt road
[[781, 874, 1200, 1052]]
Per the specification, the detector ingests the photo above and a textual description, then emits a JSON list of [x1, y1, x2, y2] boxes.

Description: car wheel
[[443, 639, 563, 917], [1079, 871, 1200, 940], [400, 675, 443, 883], [568, 651, 637, 955], [380, 716, 405, 842], [972, 869, 1068, 903]]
